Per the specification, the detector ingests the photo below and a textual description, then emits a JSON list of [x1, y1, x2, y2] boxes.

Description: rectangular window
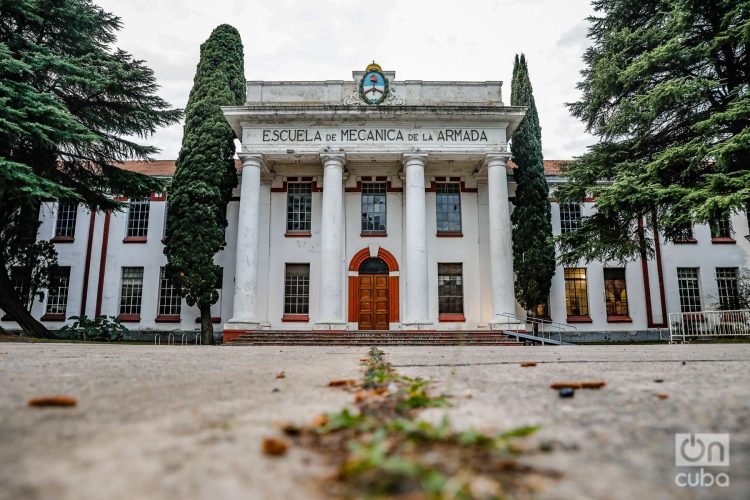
[[603, 268, 629, 317], [126, 198, 150, 238], [710, 211, 732, 239], [436, 183, 462, 233], [361, 182, 387, 234], [677, 268, 702, 312], [438, 263, 464, 316], [286, 182, 312, 233], [45, 266, 71, 316], [670, 223, 695, 242], [284, 264, 310, 315], [559, 203, 582, 234], [716, 267, 740, 310], [119, 267, 144, 317], [564, 268, 590, 317], [10, 267, 31, 306], [54, 202, 78, 238], [158, 267, 181, 317]]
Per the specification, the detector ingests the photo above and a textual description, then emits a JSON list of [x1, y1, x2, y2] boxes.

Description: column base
[[400, 322, 434, 331], [314, 321, 348, 331], [223, 320, 261, 332]]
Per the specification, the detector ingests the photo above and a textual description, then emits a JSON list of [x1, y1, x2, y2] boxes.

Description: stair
[[225, 330, 525, 346]]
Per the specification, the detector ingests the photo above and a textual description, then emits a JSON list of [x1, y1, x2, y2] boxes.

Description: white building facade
[[3, 64, 749, 341]]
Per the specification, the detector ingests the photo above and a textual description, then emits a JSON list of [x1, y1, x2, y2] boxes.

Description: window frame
[[283, 263, 310, 321], [42, 266, 71, 320], [360, 182, 387, 235], [118, 266, 145, 321], [677, 267, 702, 313], [603, 267, 630, 321], [710, 211, 734, 242], [715, 267, 740, 310], [435, 182, 462, 235], [125, 198, 150, 242], [564, 267, 591, 321], [559, 203, 582, 234], [155, 267, 182, 322], [438, 263, 465, 321], [285, 182, 313, 236], [53, 202, 78, 241]]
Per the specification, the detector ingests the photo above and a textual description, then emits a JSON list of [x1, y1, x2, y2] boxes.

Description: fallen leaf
[[262, 437, 289, 456], [558, 387, 575, 398], [550, 382, 582, 390], [550, 381, 606, 390], [580, 381, 606, 389], [311, 414, 329, 427], [328, 379, 356, 387], [276, 371, 286, 379], [28, 395, 78, 407], [521, 362, 537, 367], [656, 393, 669, 400]]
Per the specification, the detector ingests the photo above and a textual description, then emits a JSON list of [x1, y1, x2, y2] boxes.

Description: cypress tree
[[164, 25, 245, 345], [510, 54, 556, 316]]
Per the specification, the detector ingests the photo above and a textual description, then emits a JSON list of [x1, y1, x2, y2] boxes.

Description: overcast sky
[[97, 0, 596, 160]]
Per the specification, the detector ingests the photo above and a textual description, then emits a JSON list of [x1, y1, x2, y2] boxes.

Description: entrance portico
[[222, 65, 526, 333]]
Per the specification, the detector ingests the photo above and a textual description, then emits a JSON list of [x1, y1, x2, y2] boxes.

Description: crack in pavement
[[391, 358, 749, 367]]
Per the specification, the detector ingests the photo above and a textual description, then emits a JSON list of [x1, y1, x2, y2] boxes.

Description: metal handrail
[[494, 311, 577, 345], [668, 309, 750, 344]]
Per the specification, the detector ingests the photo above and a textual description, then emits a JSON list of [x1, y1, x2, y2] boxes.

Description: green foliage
[[559, 0, 750, 263], [510, 54, 556, 311], [163, 25, 245, 343], [61, 315, 128, 342], [397, 378, 450, 411]]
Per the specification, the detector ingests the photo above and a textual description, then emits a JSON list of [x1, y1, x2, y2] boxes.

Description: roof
[[118, 159, 570, 177]]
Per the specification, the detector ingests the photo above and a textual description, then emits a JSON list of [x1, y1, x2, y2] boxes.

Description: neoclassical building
[[3, 64, 749, 341]]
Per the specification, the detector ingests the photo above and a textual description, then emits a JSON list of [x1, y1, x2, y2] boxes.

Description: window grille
[[45, 266, 71, 316], [359, 258, 388, 275], [158, 267, 181, 316], [55, 202, 78, 238], [564, 268, 589, 316], [436, 183, 462, 232], [286, 183, 312, 232], [559, 203, 582, 234], [438, 263, 464, 315], [603, 268, 629, 316], [10, 267, 31, 304], [284, 264, 310, 315], [670, 223, 694, 241], [119, 267, 144, 315], [126, 198, 150, 238], [716, 267, 740, 310], [361, 182, 387, 233], [710, 211, 732, 238], [677, 268, 702, 312]]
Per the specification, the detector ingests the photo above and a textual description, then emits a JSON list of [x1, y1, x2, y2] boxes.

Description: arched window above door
[[359, 257, 388, 275]]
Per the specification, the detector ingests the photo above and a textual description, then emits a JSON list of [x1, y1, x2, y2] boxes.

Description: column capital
[[238, 153, 266, 170], [320, 152, 346, 168], [402, 152, 428, 167], [481, 152, 512, 172]]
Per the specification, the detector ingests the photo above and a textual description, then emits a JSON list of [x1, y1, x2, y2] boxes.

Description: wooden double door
[[358, 274, 389, 330]]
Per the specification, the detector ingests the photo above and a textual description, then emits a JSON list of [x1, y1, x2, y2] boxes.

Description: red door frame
[[348, 247, 399, 325]]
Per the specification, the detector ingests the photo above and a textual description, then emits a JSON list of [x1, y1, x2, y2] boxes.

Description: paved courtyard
[[0, 343, 748, 499]]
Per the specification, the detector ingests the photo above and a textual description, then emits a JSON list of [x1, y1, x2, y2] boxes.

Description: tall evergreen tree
[[510, 54, 556, 315], [164, 25, 245, 345], [0, 0, 181, 337], [558, 0, 750, 264]]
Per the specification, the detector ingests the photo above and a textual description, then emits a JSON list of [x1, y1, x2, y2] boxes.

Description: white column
[[485, 153, 519, 328], [315, 153, 347, 329], [402, 153, 431, 327], [225, 154, 263, 330]]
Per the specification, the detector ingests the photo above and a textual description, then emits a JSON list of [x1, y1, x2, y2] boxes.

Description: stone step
[[226, 330, 525, 346]]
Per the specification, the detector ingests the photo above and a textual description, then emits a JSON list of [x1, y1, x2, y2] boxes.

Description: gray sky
[[98, 0, 596, 160]]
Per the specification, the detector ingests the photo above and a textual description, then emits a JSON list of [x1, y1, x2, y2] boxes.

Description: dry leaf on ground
[[28, 396, 78, 407], [262, 437, 289, 456], [328, 379, 356, 387], [521, 362, 537, 367]]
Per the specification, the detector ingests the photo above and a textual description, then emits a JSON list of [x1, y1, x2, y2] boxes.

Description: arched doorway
[[357, 258, 389, 330], [348, 246, 399, 330]]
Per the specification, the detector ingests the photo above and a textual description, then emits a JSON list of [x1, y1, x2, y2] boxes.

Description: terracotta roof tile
[[118, 159, 570, 177]]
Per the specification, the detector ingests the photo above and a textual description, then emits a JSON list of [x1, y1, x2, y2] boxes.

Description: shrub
[[61, 315, 128, 342]]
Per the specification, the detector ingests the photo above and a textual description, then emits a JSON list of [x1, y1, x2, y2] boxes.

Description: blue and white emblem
[[359, 62, 388, 105]]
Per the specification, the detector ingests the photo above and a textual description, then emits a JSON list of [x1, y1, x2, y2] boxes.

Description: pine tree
[[510, 54, 556, 315], [164, 25, 245, 345], [558, 0, 750, 264], [0, 0, 181, 337]]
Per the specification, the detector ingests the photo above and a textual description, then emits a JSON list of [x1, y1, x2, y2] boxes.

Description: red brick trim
[[50, 236, 75, 243], [285, 231, 311, 238], [348, 246, 400, 324], [711, 237, 736, 244], [271, 177, 321, 193], [95, 210, 111, 316], [117, 314, 141, 322], [439, 313, 466, 322], [113, 196, 128, 202], [652, 220, 668, 327], [426, 177, 477, 193], [80, 211, 96, 316], [672, 238, 698, 244], [346, 177, 402, 193], [436, 231, 463, 238], [349, 246, 399, 271], [223, 330, 245, 343], [150, 192, 166, 201], [40, 313, 66, 321], [607, 315, 633, 323], [281, 314, 309, 322], [155, 314, 181, 323], [123, 236, 147, 243], [361, 232, 387, 237], [566, 315, 593, 323]]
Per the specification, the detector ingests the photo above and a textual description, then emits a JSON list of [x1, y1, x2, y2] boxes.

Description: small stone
[[558, 387, 575, 398], [655, 393, 669, 400], [653, 379, 664, 383], [682, 361, 686, 365], [276, 371, 286, 379], [272, 387, 280, 393]]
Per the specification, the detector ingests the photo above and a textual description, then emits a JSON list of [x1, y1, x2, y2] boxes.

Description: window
[[10, 267, 31, 306], [710, 211, 732, 239], [564, 268, 590, 317], [716, 267, 740, 310], [284, 264, 310, 315], [559, 203, 582, 234], [126, 198, 150, 238], [54, 202, 78, 239], [119, 267, 144, 317], [45, 266, 71, 317], [603, 268, 629, 317], [286, 183, 312, 233], [436, 183, 462, 233], [438, 263, 464, 317], [361, 182, 387, 234], [677, 268, 702, 312], [157, 267, 181, 317], [670, 223, 694, 242]]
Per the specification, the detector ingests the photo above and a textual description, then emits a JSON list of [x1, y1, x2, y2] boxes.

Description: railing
[[494, 312, 577, 345], [668, 309, 750, 343]]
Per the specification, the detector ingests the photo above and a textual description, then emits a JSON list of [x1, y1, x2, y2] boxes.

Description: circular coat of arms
[[359, 62, 388, 105]]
